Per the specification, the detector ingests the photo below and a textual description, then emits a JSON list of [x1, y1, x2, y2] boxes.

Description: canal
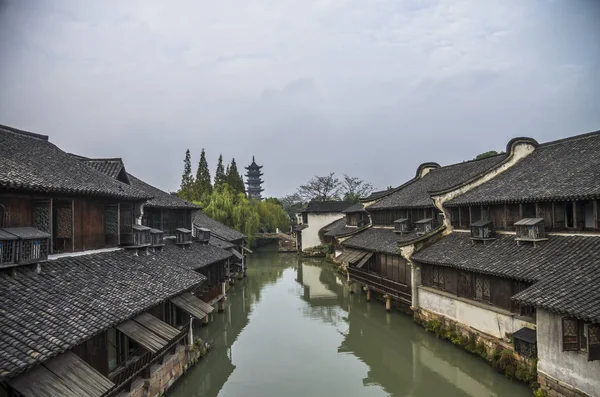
[[168, 250, 532, 397]]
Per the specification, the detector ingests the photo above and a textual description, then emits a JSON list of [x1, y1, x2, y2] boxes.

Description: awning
[[230, 248, 243, 260], [9, 351, 114, 397], [133, 313, 179, 341], [116, 319, 168, 353], [337, 248, 368, 265], [356, 252, 373, 269], [170, 291, 214, 320]]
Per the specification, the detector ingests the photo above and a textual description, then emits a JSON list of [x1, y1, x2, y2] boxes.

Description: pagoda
[[245, 156, 264, 200]]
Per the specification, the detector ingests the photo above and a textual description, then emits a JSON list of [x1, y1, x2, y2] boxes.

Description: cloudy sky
[[0, 0, 599, 197]]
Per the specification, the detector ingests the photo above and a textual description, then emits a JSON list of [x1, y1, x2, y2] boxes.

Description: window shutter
[[562, 318, 579, 351], [588, 324, 600, 362]]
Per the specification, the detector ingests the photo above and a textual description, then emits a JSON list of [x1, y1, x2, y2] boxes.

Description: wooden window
[[562, 318, 579, 351], [450, 208, 460, 228], [522, 203, 536, 218], [433, 266, 445, 289], [583, 200, 595, 229], [589, 324, 600, 362], [457, 272, 473, 298], [566, 201, 575, 228], [475, 275, 490, 302]]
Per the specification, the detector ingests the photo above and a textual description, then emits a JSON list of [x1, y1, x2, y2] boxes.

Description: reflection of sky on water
[[168, 252, 531, 397]]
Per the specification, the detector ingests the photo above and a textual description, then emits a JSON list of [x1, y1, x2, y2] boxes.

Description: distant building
[[245, 156, 264, 200]]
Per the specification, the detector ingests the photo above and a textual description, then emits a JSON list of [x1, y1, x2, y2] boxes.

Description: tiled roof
[[159, 241, 233, 270], [369, 155, 506, 210], [342, 227, 403, 255], [447, 131, 600, 206], [0, 125, 151, 201], [412, 232, 600, 322], [322, 218, 352, 236], [303, 200, 355, 213], [342, 203, 366, 213], [360, 190, 389, 202], [0, 246, 206, 380], [71, 154, 128, 182], [209, 237, 235, 250], [127, 173, 200, 209], [193, 212, 246, 242]]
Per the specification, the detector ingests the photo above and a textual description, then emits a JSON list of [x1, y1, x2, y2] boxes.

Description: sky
[[0, 0, 599, 198]]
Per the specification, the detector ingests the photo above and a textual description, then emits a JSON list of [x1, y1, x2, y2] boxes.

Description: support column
[[410, 261, 421, 311], [365, 287, 371, 302], [385, 295, 391, 311], [203, 314, 209, 325], [189, 315, 194, 346]]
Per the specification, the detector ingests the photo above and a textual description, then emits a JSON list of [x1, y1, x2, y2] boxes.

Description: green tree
[[202, 184, 236, 226], [226, 158, 246, 195], [341, 174, 373, 203], [193, 148, 212, 201], [214, 154, 227, 188], [178, 149, 195, 201], [474, 150, 500, 160]]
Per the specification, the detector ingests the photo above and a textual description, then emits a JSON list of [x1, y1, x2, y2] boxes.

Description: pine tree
[[214, 154, 226, 188], [178, 149, 195, 201], [226, 158, 245, 195], [194, 148, 212, 201]]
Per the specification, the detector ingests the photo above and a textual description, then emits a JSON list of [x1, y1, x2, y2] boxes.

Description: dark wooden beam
[[594, 199, 598, 230]]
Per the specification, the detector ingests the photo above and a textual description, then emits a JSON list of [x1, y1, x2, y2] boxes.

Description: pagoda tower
[[245, 156, 264, 200]]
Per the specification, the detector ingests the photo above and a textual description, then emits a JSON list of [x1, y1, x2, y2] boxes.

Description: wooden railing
[[104, 323, 189, 397], [348, 267, 412, 305]]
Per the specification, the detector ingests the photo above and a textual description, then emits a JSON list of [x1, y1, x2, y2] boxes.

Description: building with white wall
[[294, 201, 353, 251]]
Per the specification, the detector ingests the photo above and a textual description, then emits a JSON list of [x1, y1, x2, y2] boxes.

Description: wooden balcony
[[105, 323, 189, 397], [348, 267, 411, 306]]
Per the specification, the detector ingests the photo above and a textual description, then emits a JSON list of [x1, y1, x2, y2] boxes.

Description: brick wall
[[538, 372, 594, 397]]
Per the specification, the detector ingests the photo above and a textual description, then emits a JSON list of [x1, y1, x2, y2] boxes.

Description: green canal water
[[168, 250, 532, 397]]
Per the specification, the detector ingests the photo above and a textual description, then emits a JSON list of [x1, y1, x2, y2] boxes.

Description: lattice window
[[104, 206, 119, 236], [475, 275, 491, 301], [458, 272, 472, 298], [562, 318, 579, 351], [20, 239, 49, 263], [33, 201, 51, 234], [433, 266, 445, 289], [589, 324, 600, 362], [56, 206, 73, 239]]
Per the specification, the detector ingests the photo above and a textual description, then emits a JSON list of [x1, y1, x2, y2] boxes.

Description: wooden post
[[189, 316, 194, 346], [366, 288, 371, 302], [385, 296, 391, 312], [202, 315, 209, 325], [468, 206, 472, 226], [71, 200, 75, 251], [519, 203, 523, 219], [594, 199, 598, 230], [458, 207, 462, 228], [117, 203, 121, 246], [160, 209, 164, 232], [573, 201, 577, 229], [551, 202, 556, 231], [503, 204, 507, 229]]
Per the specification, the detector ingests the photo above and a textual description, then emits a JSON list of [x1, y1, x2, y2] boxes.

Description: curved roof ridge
[[0, 124, 48, 141]]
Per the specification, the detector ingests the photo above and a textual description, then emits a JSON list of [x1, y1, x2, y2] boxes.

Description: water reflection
[[168, 251, 531, 397]]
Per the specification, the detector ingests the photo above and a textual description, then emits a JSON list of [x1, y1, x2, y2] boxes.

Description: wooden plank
[[171, 295, 208, 320], [116, 319, 168, 353], [9, 364, 80, 397], [43, 352, 114, 397], [134, 313, 179, 341], [356, 252, 373, 269], [181, 291, 215, 314]]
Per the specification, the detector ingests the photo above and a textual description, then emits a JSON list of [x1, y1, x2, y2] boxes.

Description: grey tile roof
[[209, 237, 235, 250], [360, 190, 389, 202], [0, 125, 151, 201], [447, 130, 600, 206], [158, 240, 233, 270], [321, 218, 358, 237], [342, 203, 366, 213], [412, 232, 600, 323], [127, 173, 200, 209], [303, 200, 355, 213], [0, 247, 206, 380], [369, 155, 506, 210], [70, 154, 128, 182], [193, 212, 246, 242], [342, 227, 403, 255]]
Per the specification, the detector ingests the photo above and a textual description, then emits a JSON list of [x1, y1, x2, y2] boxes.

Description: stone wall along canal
[[168, 250, 532, 397]]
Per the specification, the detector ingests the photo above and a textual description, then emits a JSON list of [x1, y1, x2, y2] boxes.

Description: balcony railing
[[105, 323, 189, 397], [348, 267, 411, 306]]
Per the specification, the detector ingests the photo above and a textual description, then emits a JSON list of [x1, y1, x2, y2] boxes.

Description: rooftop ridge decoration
[[0, 124, 49, 141]]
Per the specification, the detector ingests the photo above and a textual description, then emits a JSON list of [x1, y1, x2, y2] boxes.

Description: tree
[[279, 193, 305, 217], [474, 150, 500, 160], [214, 154, 226, 188], [297, 173, 341, 201], [178, 149, 195, 201], [193, 148, 212, 201], [226, 158, 246, 195], [341, 174, 374, 203]]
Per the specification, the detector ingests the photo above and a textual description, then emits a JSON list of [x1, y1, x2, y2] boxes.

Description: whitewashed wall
[[537, 309, 600, 397], [302, 213, 345, 250], [418, 286, 533, 338]]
